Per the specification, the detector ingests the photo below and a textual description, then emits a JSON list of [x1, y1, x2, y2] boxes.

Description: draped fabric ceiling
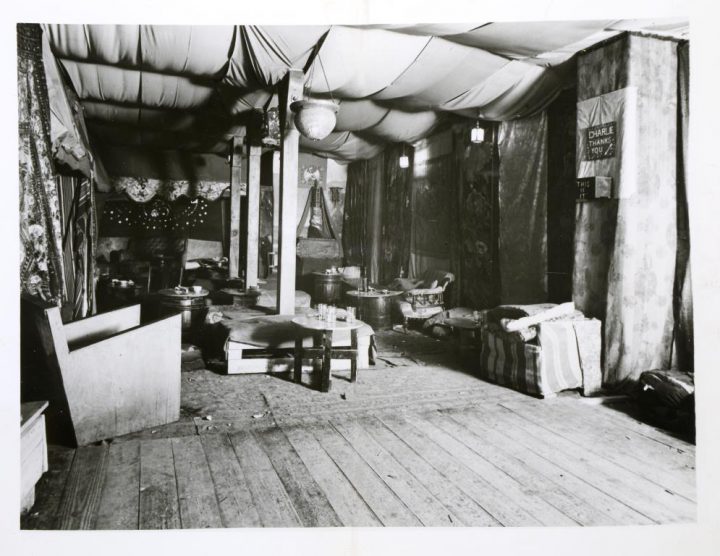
[[43, 20, 688, 163]]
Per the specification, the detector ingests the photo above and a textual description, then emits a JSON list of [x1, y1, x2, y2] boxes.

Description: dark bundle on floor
[[637, 369, 695, 440]]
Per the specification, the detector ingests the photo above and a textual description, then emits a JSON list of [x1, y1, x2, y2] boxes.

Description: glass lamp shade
[[399, 154, 410, 168], [471, 124, 485, 143], [290, 99, 339, 141]]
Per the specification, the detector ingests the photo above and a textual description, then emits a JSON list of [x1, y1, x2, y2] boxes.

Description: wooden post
[[229, 133, 246, 279], [277, 69, 303, 314], [272, 150, 280, 271], [245, 145, 262, 289]]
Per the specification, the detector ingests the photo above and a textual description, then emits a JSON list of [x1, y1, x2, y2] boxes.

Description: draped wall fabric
[[379, 144, 413, 285], [18, 24, 65, 304], [674, 41, 693, 371], [452, 125, 500, 309], [342, 162, 369, 269], [497, 111, 548, 304], [574, 34, 678, 389], [58, 175, 97, 320]]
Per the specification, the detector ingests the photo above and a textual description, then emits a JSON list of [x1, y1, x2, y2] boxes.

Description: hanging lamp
[[290, 44, 339, 141], [399, 144, 409, 168], [471, 112, 485, 143]]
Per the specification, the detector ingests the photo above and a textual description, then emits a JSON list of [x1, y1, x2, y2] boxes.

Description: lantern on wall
[[290, 98, 339, 141], [471, 119, 485, 143], [399, 144, 409, 168]]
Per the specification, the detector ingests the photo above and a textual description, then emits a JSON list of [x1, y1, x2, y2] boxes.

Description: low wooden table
[[291, 315, 365, 392], [345, 289, 402, 331], [21, 401, 49, 513]]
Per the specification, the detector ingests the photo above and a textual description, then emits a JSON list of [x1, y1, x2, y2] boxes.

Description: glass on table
[[346, 306, 356, 323]]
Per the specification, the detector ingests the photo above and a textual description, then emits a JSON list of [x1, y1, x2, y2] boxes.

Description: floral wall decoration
[[111, 176, 229, 203], [104, 197, 210, 234]]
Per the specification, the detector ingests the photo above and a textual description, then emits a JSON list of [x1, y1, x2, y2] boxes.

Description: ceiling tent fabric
[[41, 20, 688, 168]]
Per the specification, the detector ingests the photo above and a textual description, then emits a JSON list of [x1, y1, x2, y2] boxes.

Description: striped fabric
[[480, 319, 588, 397]]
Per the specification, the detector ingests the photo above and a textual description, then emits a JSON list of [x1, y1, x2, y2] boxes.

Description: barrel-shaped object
[[157, 290, 209, 338], [313, 272, 343, 305], [345, 290, 402, 331]]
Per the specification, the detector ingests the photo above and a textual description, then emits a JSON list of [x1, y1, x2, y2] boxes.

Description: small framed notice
[[585, 122, 616, 160]]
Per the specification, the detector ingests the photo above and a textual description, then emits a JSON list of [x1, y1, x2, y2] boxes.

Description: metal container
[[313, 272, 343, 305], [157, 290, 209, 339]]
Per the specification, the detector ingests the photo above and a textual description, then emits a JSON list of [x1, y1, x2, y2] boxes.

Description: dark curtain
[[546, 88, 578, 303], [18, 23, 65, 304], [378, 144, 413, 284], [497, 111, 548, 304], [451, 123, 500, 309], [674, 41, 693, 371], [342, 160, 369, 269]]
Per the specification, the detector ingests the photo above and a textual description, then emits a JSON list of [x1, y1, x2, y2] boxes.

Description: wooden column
[[229, 133, 246, 279], [245, 145, 262, 289], [272, 150, 281, 270], [277, 69, 303, 314]]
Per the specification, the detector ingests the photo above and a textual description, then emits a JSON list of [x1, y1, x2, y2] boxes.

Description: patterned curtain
[[18, 24, 65, 304], [452, 124, 500, 309]]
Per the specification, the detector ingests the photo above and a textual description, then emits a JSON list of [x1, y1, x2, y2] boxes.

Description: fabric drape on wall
[[674, 41, 693, 371], [452, 124, 500, 309], [378, 144, 413, 284], [497, 111, 548, 304], [342, 161, 370, 269], [18, 23, 66, 304], [410, 152, 454, 277], [58, 175, 97, 321], [574, 34, 678, 389]]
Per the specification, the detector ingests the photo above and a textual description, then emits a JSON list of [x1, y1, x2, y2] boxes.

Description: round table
[[157, 288, 210, 339], [345, 290, 402, 331], [291, 315, 365, 392]]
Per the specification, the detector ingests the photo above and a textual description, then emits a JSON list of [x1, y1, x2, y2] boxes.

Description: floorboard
[[282, 424, 382, 527], [310, 421, 422, 526], [499, 400, 696, 501], [228, 430, 301, 527], [200, 433, 262, 527], [378, 414, 532, 526], [406, 412, 578, 526], [254, 426, 342, 527], [55, 443, 108, 530], [139, 438, 181, 529], [332, 417, 461, 526], [95, 440, 140, 529], [171, 436, 223, 529], [473, 405, 696, 523], [362, 416, 498, 527], [444, 408, 653, 525]]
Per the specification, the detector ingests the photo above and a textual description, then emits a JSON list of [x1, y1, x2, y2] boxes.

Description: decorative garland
[[104, 197, 209, 233]]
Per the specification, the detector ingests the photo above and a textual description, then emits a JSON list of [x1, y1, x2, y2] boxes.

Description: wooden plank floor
[[22, 400, 696, 528]]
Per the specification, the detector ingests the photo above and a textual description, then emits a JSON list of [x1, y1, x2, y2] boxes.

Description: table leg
[[350, 328, 358, 383], [293, 335, 303, 383], [321, 330, 333, 393]]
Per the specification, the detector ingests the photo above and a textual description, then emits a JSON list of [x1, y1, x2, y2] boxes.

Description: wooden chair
[[33, 304, 182, 445]]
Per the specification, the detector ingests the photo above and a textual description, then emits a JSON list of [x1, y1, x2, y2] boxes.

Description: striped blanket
[[480, 319, 600, 397]]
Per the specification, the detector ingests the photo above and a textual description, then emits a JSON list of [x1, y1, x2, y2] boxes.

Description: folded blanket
[[485, 322, 538, 343]]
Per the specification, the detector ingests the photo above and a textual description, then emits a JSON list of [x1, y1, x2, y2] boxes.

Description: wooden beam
[[277, 69, 303, 314], [245, 145, 262, 289], [229, 133, 246, 279], [272, 150, 280, 270]]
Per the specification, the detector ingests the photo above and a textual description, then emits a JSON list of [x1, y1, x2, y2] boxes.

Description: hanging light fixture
[[290, 45, 339, 141], [471, 117, 485, 144], [399, 144, 409, 168]]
